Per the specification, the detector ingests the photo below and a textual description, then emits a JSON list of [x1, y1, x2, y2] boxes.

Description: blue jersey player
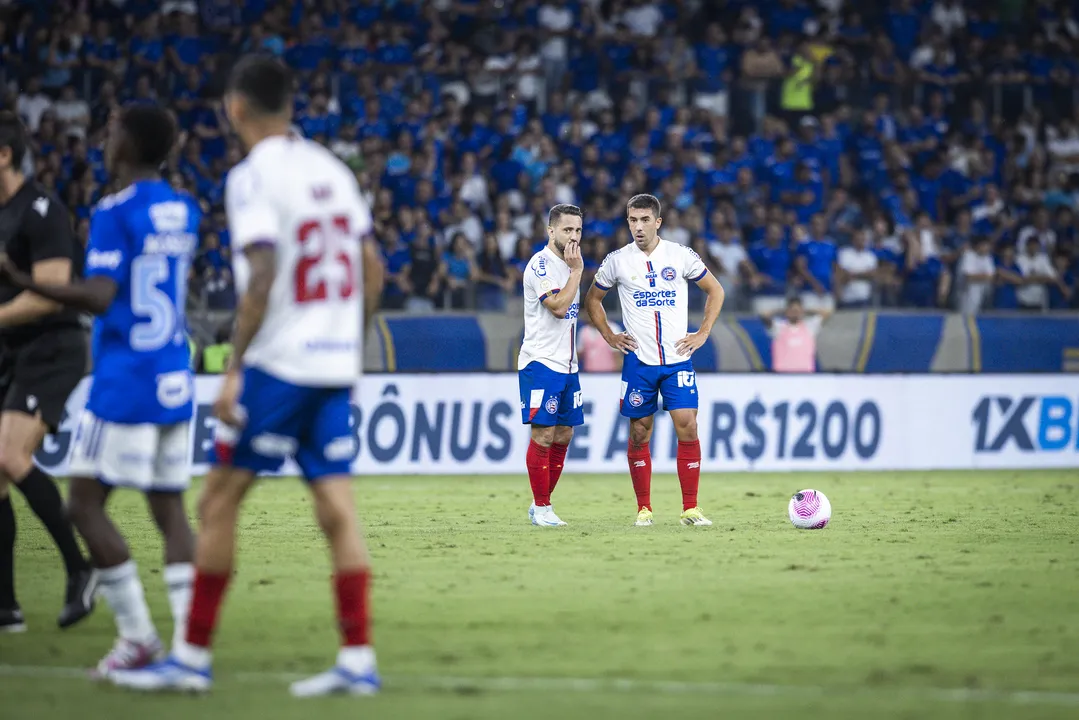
[[1, 104, 199, 675]]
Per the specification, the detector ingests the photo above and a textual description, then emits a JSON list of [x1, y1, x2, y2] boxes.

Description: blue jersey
[[85, 180, 200, 425]]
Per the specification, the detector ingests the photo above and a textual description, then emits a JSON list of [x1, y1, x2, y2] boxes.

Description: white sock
[[163, 563, 194, 650], [97, 561, 157, 644], [337, 646, 376, 674]]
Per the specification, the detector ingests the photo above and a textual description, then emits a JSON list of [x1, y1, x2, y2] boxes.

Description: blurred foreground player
[[518, 204, 585, 527], [0, 111, 95, 632], [111, 55, 385, 697], [584, 194, 725, 526], [2, 104, 199, 674]]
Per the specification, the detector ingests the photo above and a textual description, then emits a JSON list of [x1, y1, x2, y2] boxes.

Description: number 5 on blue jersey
[[87, 196, 193, 354]]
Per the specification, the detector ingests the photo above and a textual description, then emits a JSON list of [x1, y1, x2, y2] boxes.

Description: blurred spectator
[[577, 314, 622, 372], [476, 233, 512, 312], [761, 298, 832, 374], [1050, 252, 1076, 309], [835, 227, 879, 309], [444, 233, 478, 309], [0, 0, 1074, 327], [406, 228, 442, 313], [957, 236, 996, 315], [1016, 236, 1056, 310]]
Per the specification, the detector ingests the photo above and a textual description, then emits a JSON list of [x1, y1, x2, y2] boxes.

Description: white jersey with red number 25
[[225, 135, 370, 387]]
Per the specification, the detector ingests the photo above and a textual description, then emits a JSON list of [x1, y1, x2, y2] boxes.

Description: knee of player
[[628, 422, 652, 446], [65, 484, 100, 526], [553, 426, 574, 446], [672, 417, 699, 442], [149, 494, 192, 536], [196, 485, 235, 525], [0, 445, 32, 482], [530, 425, 556, 447], [314, 499, 354, 538]]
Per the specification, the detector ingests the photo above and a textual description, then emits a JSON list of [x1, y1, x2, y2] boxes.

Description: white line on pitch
[[1, 664, 1078, 707]]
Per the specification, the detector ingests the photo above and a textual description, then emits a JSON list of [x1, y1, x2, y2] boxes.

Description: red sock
[[677, 440, 702, 510], [548, 442, 569, 496], [627, 442, 652, 511], [334, 570, 371, 646], [526, 440, 551, 506], [185, 570, 231, 648]]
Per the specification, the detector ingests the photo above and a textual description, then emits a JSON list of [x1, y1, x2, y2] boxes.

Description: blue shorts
[[209, 367, 356, 482], [518, 361, 584, 427], [619, 353, 698, 418]]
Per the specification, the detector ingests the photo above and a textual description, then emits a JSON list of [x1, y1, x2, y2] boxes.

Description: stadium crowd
[[3, 0, 1079, 331]]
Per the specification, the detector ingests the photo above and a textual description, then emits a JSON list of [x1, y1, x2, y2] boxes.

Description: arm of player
[[540, 240, 583, 319], [584, 253, 637, 353], [0, 260, 115, 315], [212, 243, 274, 426], [675, 271, 725, 357], [0, 196, 81, 326], [362, 236, 385, 333], [214, 164, 278, 426], [0, 196, 132, 316], [584, 286, 637, 355], [228, 244, 274, 373], [0, 257, 73, 326]]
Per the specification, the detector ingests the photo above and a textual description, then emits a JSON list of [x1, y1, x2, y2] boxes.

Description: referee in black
[[0, 111, 95, 632]]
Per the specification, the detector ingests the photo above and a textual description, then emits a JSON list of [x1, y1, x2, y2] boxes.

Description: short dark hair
[[627, 193, 661, 218], [0, 111, 28, 169], [120, 103, 176, 169], [548, 203, 583, 226], [226, 54, 293, 116]]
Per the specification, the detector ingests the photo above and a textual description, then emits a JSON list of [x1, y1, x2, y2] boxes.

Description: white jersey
[[594, 238, 708, 366], [226, 135, 370, 386], [518, 246, 579, 374]]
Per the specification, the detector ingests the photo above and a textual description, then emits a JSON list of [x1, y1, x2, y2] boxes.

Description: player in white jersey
[[584, 194, 725, 527], [518, 204, 585, 527], [112, 55, 386, 698]]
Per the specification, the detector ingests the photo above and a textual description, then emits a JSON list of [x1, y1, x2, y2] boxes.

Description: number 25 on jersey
[[296, 216, 356, 304]]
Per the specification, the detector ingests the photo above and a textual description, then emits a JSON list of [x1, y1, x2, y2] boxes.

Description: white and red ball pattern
[[788, 489, 831, 529]]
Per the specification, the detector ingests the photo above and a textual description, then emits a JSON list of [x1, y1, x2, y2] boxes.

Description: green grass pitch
[[2, 470, 1078, 720]]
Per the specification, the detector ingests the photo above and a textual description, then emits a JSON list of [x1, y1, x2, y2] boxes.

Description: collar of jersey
[[630, 237, 666, 257], [248, 133, 293, 158]]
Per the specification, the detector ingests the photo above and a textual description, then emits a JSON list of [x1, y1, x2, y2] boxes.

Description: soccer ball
[[788, 489, 831, 529]]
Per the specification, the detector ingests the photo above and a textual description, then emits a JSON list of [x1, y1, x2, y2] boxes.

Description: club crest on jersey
[[545, 397, 559, 414], [627, 391, 644, 408], [661, 266, 677, 281]]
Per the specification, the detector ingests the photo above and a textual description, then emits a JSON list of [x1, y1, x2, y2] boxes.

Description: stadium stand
[[2, 0, 1078, 373]]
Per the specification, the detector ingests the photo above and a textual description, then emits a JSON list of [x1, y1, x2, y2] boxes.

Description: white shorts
[[68, 410, 191, 492]]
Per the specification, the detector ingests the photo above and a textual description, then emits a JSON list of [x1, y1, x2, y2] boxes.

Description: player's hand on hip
[[213, 369, 246, 428], [564, 240, 584, 271], [675, 331, 707, 356], [608, 332, 638, 354]]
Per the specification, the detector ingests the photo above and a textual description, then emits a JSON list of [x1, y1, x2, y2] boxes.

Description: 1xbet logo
[[972, 396, 1078, 452]]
